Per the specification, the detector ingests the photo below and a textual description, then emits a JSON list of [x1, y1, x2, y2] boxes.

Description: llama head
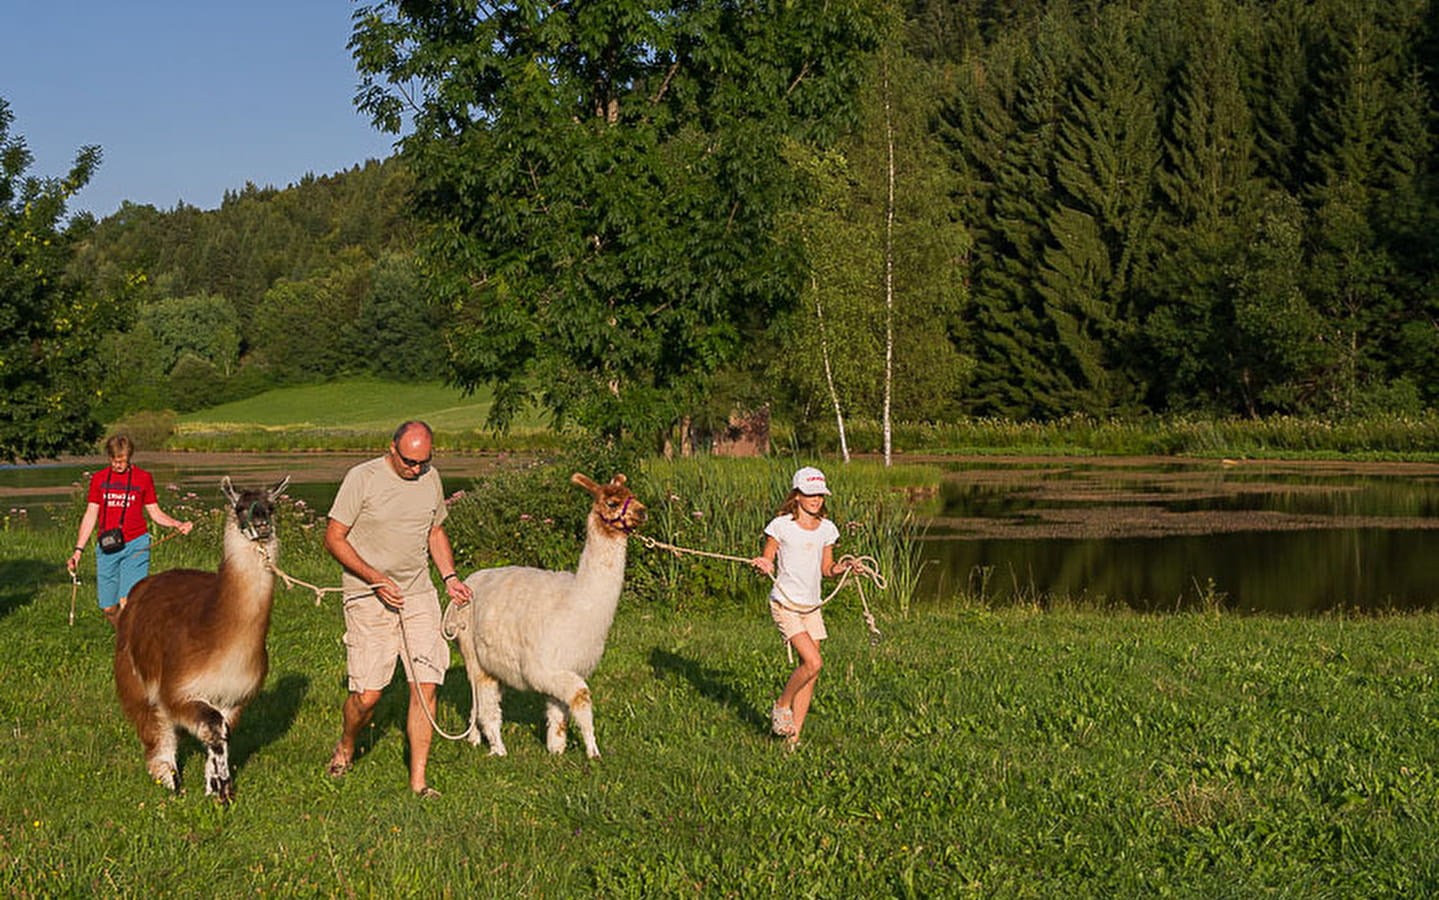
[[220, 475, 291, 541], [572, 473, 647, 536]]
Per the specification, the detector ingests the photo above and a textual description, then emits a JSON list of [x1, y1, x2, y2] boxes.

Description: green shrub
[[106, 409, 177, 453]]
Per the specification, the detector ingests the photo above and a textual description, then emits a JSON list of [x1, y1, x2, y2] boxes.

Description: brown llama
[[113, 475, 289, 803]]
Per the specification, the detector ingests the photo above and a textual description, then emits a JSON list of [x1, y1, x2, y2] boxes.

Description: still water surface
[[917, 458, 1439, 613], [6, 453, 1438, 614]]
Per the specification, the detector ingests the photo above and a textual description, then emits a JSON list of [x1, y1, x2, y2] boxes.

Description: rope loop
[[634, 534, 886, 645]]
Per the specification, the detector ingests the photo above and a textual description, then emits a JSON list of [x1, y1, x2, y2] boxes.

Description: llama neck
[[572, 514, 629, 611], [216, 513, 278, 618]]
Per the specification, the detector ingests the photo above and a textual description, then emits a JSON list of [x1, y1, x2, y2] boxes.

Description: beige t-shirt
[[328, 456, 448, 596]]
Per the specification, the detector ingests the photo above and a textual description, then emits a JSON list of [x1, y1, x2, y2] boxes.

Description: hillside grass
[[161, 379, 561, 452], [6, 503, 1439, 897]]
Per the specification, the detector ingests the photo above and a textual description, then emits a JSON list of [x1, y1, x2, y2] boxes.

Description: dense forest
[[6, 0, 1438, 459]]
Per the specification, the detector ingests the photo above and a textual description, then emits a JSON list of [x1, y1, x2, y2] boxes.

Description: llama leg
[[475, 673, 506, 756], [453, 610, 507, 754], [142, 713, 180, 791], [531, 671, 598, 758], [115, 650, 178, 790], [174, 700, 234, 802], [544, 698, 569, 754]]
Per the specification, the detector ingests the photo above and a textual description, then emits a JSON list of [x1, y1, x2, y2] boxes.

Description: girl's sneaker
[[771, 704, 796, 737]]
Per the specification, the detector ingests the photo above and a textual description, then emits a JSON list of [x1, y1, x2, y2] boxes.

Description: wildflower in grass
[[520, 513, 531, 521], [692, 510, 704, 519]]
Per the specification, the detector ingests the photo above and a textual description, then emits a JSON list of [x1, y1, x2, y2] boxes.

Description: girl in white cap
[[750, 466, 853, 747]]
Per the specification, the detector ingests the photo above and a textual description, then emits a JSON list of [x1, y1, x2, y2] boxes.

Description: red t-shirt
[[87, 466, 158, 542]]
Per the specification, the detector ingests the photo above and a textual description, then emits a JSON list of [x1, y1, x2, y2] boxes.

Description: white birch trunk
[[882, 57, 895, 467], [814, 273, 850, 463]]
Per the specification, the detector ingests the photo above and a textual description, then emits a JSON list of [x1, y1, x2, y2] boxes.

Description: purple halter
[[600, 495, 636, 533]]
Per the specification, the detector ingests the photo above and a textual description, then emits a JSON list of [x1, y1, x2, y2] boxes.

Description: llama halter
[[600, 496, 639, 533]]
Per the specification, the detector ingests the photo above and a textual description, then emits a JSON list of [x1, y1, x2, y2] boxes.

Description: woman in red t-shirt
[[66, 434, 193, 627]]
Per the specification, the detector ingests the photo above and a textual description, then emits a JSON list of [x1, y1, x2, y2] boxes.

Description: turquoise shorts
[[95, 532, 151, 610]]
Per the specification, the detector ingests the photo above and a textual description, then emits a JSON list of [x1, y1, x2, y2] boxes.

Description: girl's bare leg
[[777, 632, 823, 739]]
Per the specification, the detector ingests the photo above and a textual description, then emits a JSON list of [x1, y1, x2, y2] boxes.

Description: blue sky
[[1, 2, 398, 219]]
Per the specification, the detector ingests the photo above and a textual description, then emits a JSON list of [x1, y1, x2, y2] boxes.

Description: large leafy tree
[[350, 0, 883, 439], [1, 98, 116, 461]]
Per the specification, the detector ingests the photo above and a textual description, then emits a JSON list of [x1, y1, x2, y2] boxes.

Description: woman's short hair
[[104, 434, 134, 459]]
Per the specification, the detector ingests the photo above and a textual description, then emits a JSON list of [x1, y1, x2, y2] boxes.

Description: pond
[[0, 451, 510, 529], [5, 453, 1438, 614], [917, 456, 1439, 614]]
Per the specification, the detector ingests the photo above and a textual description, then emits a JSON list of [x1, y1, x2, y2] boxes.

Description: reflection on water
[[919, 458, 1439, 614], [919, 529, 1439, 614]]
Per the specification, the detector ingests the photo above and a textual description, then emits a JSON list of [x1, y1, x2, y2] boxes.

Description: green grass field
[[6, 502, 1439, 897], [162, 379, 559, 452], [176, 379, 510, 432]]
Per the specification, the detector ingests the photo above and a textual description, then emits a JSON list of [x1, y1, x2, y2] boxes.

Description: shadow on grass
[[169, 672, 309, 793], [0, 559, 63, 621], [232, 672, 309, 771], [648, 647, 765, 734]]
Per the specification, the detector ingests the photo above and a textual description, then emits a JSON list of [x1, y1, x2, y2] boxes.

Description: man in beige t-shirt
[[323, 420, 472, 797]]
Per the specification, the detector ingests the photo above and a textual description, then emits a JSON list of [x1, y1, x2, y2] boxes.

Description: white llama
[[443, 473, 646, 759]]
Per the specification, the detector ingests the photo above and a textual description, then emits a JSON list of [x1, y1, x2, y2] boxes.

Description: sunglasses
[[396, 450, 432, 469]]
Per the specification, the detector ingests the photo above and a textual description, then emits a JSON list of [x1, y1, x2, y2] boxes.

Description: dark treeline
[[929, 0, 1439, 419], [54, 0, 1439, 433]]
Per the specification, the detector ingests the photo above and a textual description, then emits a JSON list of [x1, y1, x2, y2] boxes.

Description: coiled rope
[[254, 543, 476, 741]]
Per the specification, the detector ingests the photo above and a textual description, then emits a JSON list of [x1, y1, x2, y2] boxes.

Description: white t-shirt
[[763, 514, 839, 610]]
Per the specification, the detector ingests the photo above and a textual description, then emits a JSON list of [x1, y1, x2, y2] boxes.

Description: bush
[[106, 410, 177, 453]]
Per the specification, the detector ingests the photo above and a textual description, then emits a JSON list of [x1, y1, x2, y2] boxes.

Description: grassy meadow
[[6, 489, 1439, 897], [158, 379, 561, 452]]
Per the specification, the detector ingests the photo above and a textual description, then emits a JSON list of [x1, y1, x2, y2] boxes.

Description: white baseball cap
[[791, 466, 831, 495]]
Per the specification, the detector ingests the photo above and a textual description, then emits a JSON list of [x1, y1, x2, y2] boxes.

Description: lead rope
[[633, 534, 886, 649], [254, 543, 476, 741]]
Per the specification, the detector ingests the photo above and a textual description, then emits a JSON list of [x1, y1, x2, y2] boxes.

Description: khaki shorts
[[770, 600, 827, 643], [342, 587, 449, 691]]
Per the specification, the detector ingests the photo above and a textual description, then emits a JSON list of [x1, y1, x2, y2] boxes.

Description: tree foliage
[[0, 98, 118, 461], [351, 0, 884, 439]]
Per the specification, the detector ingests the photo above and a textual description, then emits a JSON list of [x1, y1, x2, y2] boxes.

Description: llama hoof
[[209, 780, 235, 804], [465, 731, 484, 748], [149, 762, 179, 792]]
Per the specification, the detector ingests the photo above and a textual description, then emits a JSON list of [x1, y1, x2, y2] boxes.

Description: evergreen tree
[[953, 9, 1084, 417], [1304, 0, 1425, 411], [1036, 4, 1160, 414], [1143, 0, 1261, 412]]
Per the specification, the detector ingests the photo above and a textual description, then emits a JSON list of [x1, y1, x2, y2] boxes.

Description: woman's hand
[[751, 556, 774, 576]]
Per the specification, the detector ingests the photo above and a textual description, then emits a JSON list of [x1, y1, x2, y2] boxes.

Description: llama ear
[[611, 473, 627, 486], [268, 475, 291, 500], [221, 476, 240, 505], [571, 473, 600, 495]]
